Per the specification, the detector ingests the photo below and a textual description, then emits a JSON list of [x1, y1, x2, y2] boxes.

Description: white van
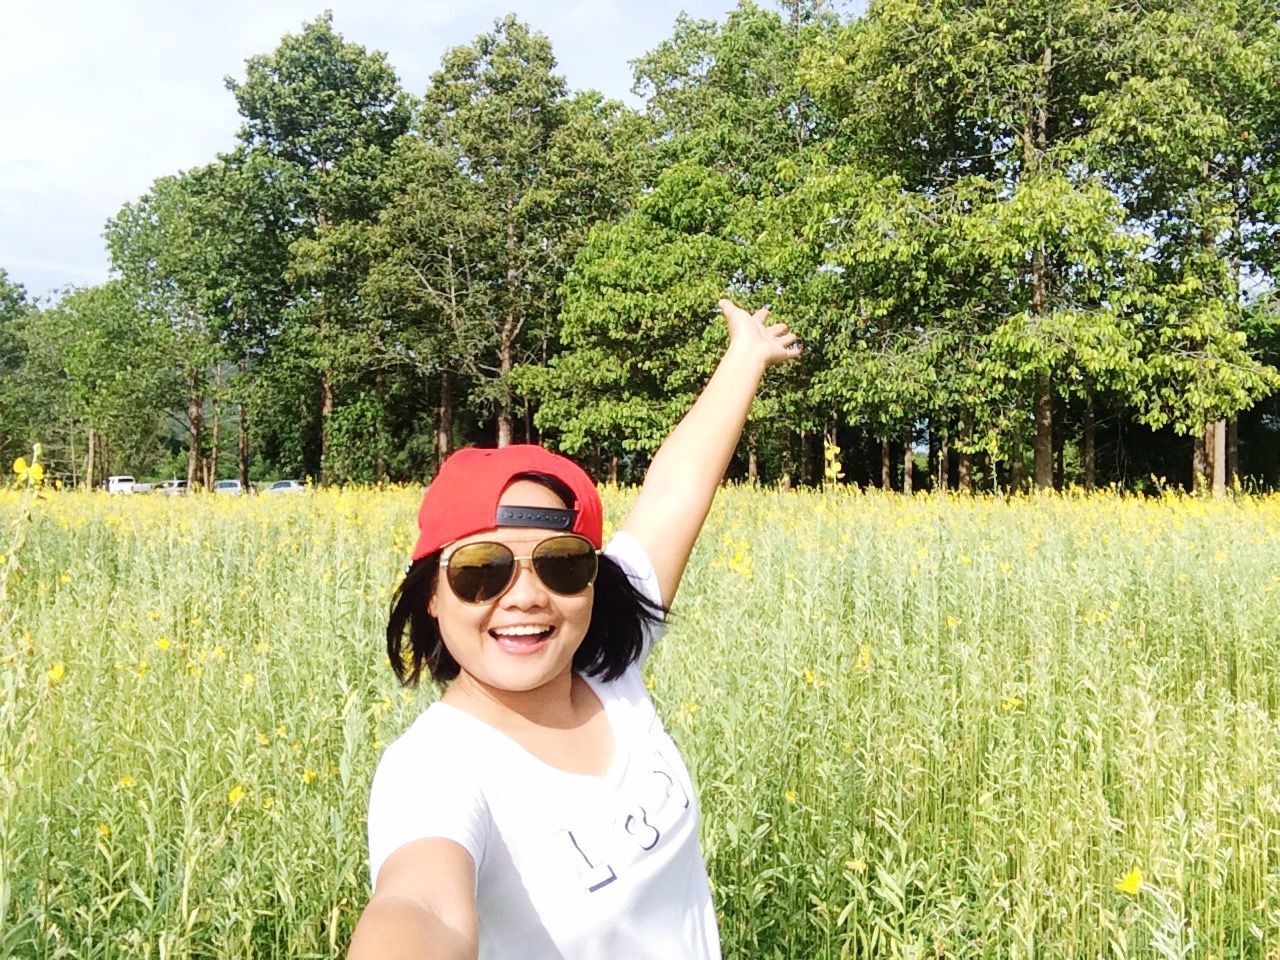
[[105, 475, 135, 494]]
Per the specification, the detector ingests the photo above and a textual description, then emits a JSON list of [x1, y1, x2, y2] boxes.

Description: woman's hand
[[718, 298, 801, 369]]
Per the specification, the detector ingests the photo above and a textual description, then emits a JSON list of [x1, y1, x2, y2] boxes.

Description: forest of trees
[[1, 0, 1277, 494]]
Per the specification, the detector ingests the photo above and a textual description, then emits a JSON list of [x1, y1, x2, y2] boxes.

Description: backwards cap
[[412, 445, 603, 561]]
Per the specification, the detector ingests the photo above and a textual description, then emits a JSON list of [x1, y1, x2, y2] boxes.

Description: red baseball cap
[[411, 445, 603, 561]]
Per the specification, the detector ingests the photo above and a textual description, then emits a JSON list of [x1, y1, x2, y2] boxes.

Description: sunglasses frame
[[439, 533, 600, 605]]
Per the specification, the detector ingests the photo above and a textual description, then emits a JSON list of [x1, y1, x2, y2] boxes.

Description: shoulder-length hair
[[386, 474, 666, 686]]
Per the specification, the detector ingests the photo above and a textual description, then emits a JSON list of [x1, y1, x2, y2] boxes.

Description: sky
[[0, 0, 774, 302]]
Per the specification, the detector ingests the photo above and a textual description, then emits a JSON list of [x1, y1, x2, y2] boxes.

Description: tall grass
[[1, 486, 1277, 958]]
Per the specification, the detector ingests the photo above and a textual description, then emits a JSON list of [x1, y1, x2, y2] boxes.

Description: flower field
[[1, 485, 1278, 958]]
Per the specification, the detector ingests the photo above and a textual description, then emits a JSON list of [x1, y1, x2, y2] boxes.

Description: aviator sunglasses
[[440, 534, 600, 604]]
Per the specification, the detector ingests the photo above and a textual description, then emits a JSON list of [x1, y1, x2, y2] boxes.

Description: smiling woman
[[348, 299, 800, 960]]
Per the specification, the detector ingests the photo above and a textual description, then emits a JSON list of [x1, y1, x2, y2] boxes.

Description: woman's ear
[[427, 589, 438, 619]]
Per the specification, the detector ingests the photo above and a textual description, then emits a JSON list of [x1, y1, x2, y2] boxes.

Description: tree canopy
[[3, 0, 1278, 493]]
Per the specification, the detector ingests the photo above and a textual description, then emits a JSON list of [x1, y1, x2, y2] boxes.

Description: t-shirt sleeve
[[603, 529, 668, 663], [366, 730, 489, 891]]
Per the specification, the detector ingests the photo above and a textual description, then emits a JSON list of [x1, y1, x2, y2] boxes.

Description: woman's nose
[[499, 557, 550, 606]]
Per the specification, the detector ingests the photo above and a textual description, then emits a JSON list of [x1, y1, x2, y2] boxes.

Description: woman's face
[[428, 480, 595, 697]]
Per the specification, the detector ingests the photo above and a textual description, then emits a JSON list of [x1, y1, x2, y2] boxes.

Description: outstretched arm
[[621, 298, 799, 607]]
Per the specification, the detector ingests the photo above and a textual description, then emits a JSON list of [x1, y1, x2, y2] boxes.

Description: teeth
[[493, 625, 551, 637]]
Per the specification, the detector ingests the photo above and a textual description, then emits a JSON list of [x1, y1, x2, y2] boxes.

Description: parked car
[[155, 479, 188, 496], [264, 479, 306, 494], [212, 479, 243, 496], [105, 475, 135, 494]]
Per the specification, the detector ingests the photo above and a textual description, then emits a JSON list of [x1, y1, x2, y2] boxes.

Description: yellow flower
[[58, 572, 70, 586], [213, 645, 227, 659], [118, 775, 136, 789], [135, 661, 149, 678], [784, 789, 798, 805], [844, 858, 866, 874], [97, 822, 111, 838], [256, 731, 270, 746], [227, 784, 246, 806], [302, 768, 317, 785], [945, 615, 960, 631], [1115, 865, 1143, 896], [275, 724, 288, 739], [12, 456, 28, 476], [855, 644, 872, 674], [241, 672, 255, 691], [1000, 696, 1024, 714], [155, 637, 170, 651], [46, 662, 66, 686]]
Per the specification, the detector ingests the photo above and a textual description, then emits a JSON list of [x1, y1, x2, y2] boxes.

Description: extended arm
[[621, 299, 798, 607], [348, 839, 478, 960]]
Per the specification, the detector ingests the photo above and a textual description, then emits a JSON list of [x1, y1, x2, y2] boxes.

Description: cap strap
[[495, 505, 577, 530]]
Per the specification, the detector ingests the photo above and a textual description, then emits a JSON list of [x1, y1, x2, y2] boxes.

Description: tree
[[797, 0, 1169, 490], [0, 270, 38, 468], [227, 12, 410, 482], [1087, 0, 1280, 493], [536, 2, 836, 481]]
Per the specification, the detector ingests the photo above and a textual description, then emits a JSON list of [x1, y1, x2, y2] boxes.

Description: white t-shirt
[[367, 531, 720, 960]]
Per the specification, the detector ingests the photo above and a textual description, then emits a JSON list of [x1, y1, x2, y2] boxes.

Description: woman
[[349, 299, 799, 959]]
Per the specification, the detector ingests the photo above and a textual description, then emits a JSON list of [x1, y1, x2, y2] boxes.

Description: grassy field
[[1, 484, 1278, 958]]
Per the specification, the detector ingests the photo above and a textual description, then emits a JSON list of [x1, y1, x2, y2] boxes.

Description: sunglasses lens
[[532, 536, 598, 596], [446, 542, 516, 603]]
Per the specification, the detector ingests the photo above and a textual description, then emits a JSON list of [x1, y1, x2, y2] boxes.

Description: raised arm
[[621, 298, 799, 607]]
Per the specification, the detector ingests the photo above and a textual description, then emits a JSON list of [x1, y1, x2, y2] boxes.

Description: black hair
[[387, 475, 667, 686]]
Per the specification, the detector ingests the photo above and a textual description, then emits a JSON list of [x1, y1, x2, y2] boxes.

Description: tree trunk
[[902, 429, 913, 495], [1227, 416, 1239, 488], [1010, 433, 1024, 493], [609, 456, 618, 485], [958, 411, 973, 494], [208, 366, 221, 487], [881, 438, 892, 491], [497, 333, 514, 447], [1211, 419, 1227, 498], [375, 370, 387, 485], [937, 435, 949, 491], [437, 369, 453, 469], [1054, 412, 1065, 490], [186, 369, 203, 491], [1033, 372, 1053, 490], [238, 401, 249, 491], [1028, 46, 1054, 491], [747, 432, 758, 483], [237, 358, 249, 490], [1083, 396, 1096, 492], [1192, 427, 1207, 494], [320, 368, 333, 487], [85, 424, 96, 491], [928, 431, 940, 492]]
